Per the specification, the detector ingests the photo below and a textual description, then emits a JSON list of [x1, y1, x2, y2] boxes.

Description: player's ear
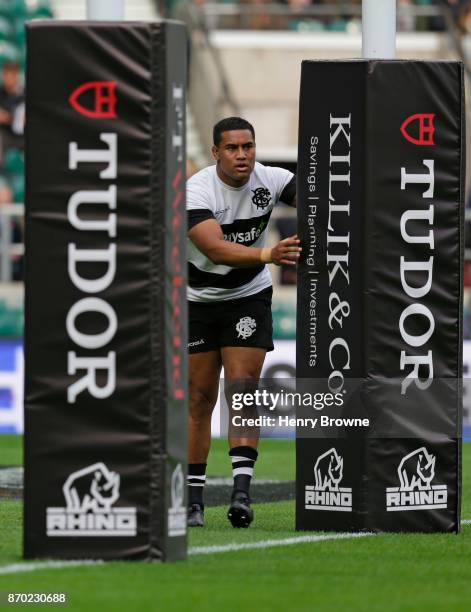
[[211, 145, 219, 162]]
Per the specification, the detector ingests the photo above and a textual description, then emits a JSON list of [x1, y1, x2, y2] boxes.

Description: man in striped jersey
[[187, 117, 299, 528]]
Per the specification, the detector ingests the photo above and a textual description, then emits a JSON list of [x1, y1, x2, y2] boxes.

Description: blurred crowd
[[165, 0, 471, 33], [0, 60, 24, 208], [0, 59, 24, 281], [0, 1, 54, 281]]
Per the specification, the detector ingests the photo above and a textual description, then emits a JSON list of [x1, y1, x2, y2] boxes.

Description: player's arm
[[279, 175, 296, 208], [188, 218, 301, 267]]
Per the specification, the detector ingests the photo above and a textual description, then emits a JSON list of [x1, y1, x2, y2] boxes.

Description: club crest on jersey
[[236, 316, 257, 339], [252, 187, 271, 210]]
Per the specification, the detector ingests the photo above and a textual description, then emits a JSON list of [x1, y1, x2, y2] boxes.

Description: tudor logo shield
[[400, 113, 435, 146], [69, 81, 117, 119]]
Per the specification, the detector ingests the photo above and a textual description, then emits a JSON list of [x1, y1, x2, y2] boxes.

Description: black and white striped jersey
[[187, 162, 294, 302]]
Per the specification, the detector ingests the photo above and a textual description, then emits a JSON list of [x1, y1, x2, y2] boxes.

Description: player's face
[[212, 129, 256, 187]]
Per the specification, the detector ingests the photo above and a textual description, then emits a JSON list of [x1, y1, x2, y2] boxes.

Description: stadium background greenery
[[1, 436, 470, 611]]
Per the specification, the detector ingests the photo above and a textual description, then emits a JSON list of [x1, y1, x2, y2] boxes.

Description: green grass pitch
[[1, 436, 471, 611]]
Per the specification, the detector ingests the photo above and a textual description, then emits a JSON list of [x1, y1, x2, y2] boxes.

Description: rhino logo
[[168, 463, 186, 537], [47, 462, 137, 537], [171, 463, 184, 509], [314, 448, 344, 491], [305, 447, 352, 511], [386, 446, 447, 512], [63, 462, 120, 512], [397, 447, 436, 491]]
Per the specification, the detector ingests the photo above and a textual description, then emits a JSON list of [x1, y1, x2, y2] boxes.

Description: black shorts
[[188, 287, 274, 354]]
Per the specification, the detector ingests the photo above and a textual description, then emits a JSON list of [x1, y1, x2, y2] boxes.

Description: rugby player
[[187, 117, 299, 528]]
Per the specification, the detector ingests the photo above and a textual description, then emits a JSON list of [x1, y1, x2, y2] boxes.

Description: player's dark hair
[[213, 117, 255, 146]]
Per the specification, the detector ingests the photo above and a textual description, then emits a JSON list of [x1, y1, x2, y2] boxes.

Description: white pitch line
[[1, 520, 470, 575], [0, 533, 371, 575], [206, 478, 284, 486], [191, 518, 471, 555], [189, 532, 374, 555], [0, 559, 104, 575]]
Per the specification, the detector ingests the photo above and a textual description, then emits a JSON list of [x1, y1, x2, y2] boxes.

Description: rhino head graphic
[[398, 447, 436, 491], [63, 462, 120, 512], [314, 448, 344, 491]]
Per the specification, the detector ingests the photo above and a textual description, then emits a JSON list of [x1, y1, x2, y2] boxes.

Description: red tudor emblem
[[69, 81, 117, 119], [400, 113, 435, 146]]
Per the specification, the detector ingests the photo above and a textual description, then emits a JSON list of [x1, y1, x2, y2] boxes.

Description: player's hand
[[0, 109, 11, 124], [265, 234, 302, 266]]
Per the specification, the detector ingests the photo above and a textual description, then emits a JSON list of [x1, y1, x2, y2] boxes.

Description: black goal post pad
[[24, 20, 188, 560], [296, 60, 464, 533]]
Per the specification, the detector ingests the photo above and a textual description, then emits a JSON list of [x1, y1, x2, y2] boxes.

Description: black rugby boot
[[188, 503, 204, 527], [227, 490, 253, 528]]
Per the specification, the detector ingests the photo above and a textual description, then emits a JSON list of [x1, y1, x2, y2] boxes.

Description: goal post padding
[[24, 21, 188, 560], [296, 60, 464, 533]]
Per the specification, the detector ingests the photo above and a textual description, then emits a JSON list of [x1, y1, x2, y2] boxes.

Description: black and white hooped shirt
[[187, 162, 294, 302]]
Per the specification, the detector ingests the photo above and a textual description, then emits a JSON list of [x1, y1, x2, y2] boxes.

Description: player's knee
[[225, 367, 261, 382], [189, 385, 217, 415], [189, 400, 213, 430]]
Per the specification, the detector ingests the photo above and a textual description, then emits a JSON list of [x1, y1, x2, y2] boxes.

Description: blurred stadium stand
[[0, 0, 470, 337], [0, 0, 470, 434], [161, 0, 471, 344], [0, 2, 469, 317], [51, 0, 155, 20], [0, 1, 52, 349], [2, 0, 471, 354]]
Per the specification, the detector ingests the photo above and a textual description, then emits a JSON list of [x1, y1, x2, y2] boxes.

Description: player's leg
[[189, 349, 222, 462], [187, 349, 222, 526], [219, 287, 273, 527], [222, 346, 267, 528], [223, 345, 266, 450], [187, 297, 222, 527]]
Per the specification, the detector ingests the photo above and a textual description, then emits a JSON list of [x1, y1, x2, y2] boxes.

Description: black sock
[[229, 446, 258, 497], [188, 463, 206, 508]]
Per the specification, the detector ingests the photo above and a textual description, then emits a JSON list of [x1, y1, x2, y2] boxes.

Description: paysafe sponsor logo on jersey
[[168, 463, 186, 537], [236, 316, 257, 339], [46, 463, 137, 537], [305, 448, 352, 512], [386, 447, 447, 512], [223, 221, 268, 245]]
